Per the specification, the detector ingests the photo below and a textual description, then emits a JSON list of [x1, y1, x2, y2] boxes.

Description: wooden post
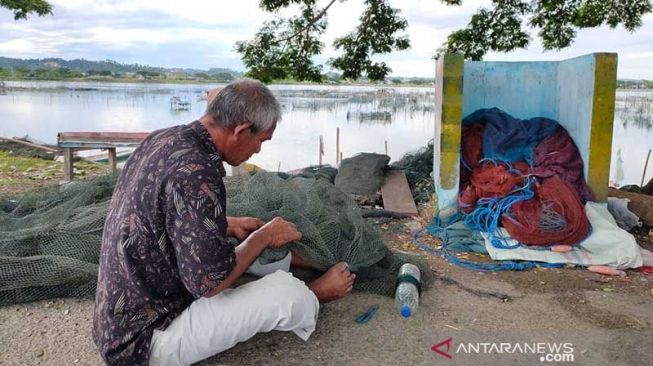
[[336, 128, 340, 164], [107, 148, 118, 172], [340, 152, 343, 163], [319, 135, 324, 166], [63, 148, 74, 181], [642, 149, 652, 187], [385, 140, 388, 155]]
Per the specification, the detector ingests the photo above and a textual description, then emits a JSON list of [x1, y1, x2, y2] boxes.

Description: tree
[[211, 72, 235, 82], [238, 0, 652, 82], [1, 0, 52, 20], [439, 0, 653, 61]]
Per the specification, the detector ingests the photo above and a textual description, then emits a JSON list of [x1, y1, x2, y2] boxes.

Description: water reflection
[[611, 91, 653, 186], [615, 92, 653, 130], [0, 81, 650, 185]]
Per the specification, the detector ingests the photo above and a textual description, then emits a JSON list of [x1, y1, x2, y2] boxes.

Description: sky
[[1, 0, 652, 79]]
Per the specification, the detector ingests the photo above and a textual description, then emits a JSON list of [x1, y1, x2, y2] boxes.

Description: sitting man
[[92, 78, 355, 366]]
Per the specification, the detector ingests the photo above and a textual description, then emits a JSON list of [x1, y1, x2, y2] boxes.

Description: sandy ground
[[1, 224, 652, 366]]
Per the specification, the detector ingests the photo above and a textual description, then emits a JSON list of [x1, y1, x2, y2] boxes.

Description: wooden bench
[[57, 132, 149, 181]]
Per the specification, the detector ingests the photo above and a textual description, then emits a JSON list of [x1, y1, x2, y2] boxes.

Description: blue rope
[[463, 176, 535, 249], [413, 213, 564, 272]]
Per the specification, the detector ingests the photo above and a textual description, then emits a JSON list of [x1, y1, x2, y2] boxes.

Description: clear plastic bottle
[[394, 263, 421, 318]]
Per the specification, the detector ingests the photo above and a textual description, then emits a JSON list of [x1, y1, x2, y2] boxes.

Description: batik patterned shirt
[[92, 121, 235, 365]]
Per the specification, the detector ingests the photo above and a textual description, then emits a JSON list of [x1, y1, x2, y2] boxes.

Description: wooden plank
[[58, 141, 142, 149], [63, 148, 74, 181], [0, 136, 60, 153], [57, 132, 149, 144], [381, 170, 418, 217]]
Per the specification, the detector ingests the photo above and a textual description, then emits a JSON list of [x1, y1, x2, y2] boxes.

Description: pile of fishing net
[[1, 170, 430, 306], [0, 174, 117, 306], [458, 108, 592, 248], [226, 171, 431, 296], [390, 140, 434, 203]]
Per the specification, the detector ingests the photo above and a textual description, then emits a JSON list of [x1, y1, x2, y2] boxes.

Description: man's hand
[[256, 217, 302, 248], [227, 217, 265, 241]]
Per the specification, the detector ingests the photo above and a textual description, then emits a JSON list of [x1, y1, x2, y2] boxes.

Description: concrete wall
[[462, 61, 559, 120], [556, 55, 597, 181]]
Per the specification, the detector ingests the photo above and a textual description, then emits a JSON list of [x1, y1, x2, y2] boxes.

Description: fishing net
[[390, 140, 434, 203], [226, 171, 432, 296], [459, 108, 591, 248], [502, 176, 590, 246], [0, 170, 431, 306], [0, 174, 117, 306]]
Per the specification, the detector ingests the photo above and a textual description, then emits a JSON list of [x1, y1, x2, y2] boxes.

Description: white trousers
[[149, 255, 319, 366]]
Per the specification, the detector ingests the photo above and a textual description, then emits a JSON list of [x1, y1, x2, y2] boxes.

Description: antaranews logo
[[431, 338, 453, 360], [432, 338, 575, 363]]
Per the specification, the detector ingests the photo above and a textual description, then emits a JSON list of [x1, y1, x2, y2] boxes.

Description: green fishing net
[[1, 170, 430, 306]]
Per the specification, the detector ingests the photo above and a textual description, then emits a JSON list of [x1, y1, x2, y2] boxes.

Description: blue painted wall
[[462, 61, 559, 120], [556, 55, 596, 179]]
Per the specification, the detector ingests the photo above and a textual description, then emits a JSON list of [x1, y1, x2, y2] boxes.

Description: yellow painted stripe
[[588, 53, 617, 202], [440, 54, 464, 190]]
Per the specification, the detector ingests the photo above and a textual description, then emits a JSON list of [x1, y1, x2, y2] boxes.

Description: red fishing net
[[459, 122, 592, 247], [502, 176, 590, 246]]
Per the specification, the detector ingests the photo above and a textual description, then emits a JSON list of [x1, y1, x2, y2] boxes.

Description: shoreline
[[0, 78, 435, 88]]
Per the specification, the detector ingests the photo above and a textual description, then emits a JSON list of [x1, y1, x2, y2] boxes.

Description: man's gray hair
[[205, 78, 281, 133]]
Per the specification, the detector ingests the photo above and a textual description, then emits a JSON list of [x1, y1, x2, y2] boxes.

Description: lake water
[[0, 81, 651, 186]]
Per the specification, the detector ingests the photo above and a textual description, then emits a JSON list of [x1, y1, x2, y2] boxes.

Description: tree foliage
[[440, 0, 653, 60], [239, 0, 652, 82], [236, 0, 410, 82], [0, 0, 52, 20]]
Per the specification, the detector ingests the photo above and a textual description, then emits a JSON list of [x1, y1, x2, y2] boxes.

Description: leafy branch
[[1, 0, 52, 20]]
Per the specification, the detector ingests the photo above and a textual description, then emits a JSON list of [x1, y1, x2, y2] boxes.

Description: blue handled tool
[[355, 304, 379, 324]]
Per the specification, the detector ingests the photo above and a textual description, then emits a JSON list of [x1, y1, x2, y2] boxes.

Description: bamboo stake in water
[[336, 128, 340, 164], [319, 135, 324, 166], [642, 149, 652, 187]]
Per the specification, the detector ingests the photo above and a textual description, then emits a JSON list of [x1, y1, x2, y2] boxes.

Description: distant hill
[[617, 79, 653, 89], [0, 57, 243, 78]]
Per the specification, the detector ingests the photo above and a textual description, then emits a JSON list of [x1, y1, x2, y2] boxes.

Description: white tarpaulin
[[484, 202, 643, 269]]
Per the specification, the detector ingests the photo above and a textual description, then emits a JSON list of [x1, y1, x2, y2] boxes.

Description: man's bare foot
[[308, 262, 355, 303]]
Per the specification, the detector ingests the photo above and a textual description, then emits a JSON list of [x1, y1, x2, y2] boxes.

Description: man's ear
[[233, 122, 253, 138]]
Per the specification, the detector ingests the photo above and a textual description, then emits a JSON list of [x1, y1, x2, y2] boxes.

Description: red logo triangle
[[431, 337, 453, 360]]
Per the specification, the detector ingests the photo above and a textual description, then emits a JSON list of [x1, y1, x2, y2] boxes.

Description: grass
[[0, 151, 108, 196]]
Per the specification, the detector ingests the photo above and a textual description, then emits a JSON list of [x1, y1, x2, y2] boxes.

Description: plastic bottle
[[394, 263, 421, 318]]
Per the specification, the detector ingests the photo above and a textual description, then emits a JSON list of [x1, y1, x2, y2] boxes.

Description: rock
[[403, 219, 422, 233], [608, 188, 653, 226], [335, 153, 390, 202]]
